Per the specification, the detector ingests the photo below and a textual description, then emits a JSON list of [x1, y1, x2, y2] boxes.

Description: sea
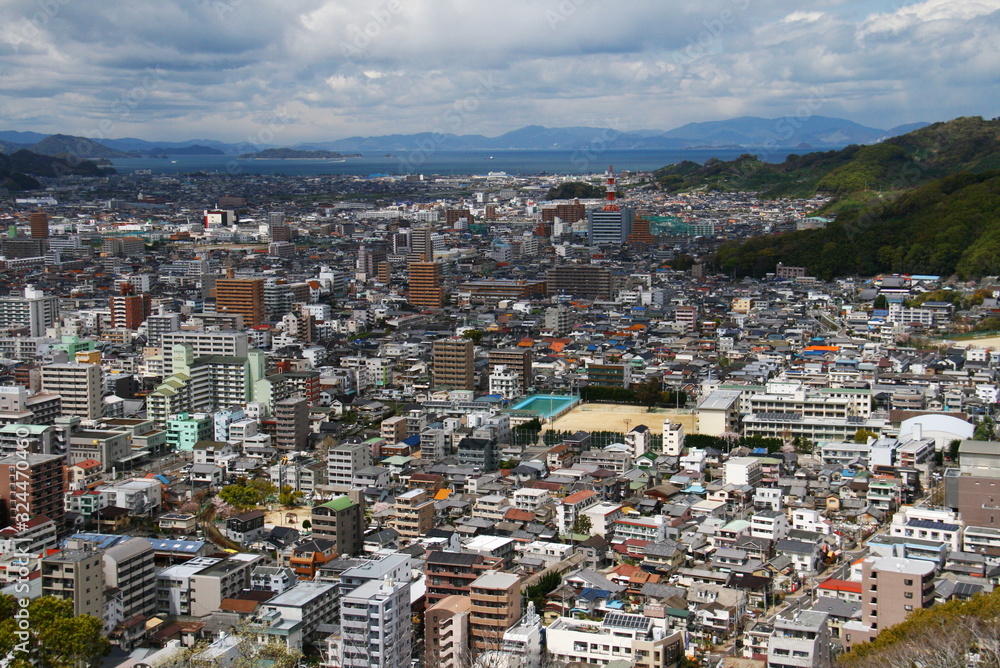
[[108, 148, 800, 178]]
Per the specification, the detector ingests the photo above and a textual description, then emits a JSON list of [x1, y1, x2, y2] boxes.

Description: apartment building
[[424, 550, 504, 605], [469, 572, 522, 653], [842, 556, 936, 648], [327, 442, 373, 489], [41, 548, 105, 618], [392, 489, 435, 539], [547, 612, 684, 668], [42, 363, 103, 420], [310, 496, 364, 557], [339, 577, 412, 668], [766, 610, 834, 668], [425, 595, 471, 668]]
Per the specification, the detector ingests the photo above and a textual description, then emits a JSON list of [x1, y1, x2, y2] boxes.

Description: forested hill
[[654, 116, 1000, 199], [0, 149, 115, 191], [660, 116, 1000, 279], [714, 170, 1000, 279]]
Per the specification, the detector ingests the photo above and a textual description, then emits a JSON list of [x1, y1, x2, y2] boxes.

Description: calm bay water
[[109, 148, 799, 177]]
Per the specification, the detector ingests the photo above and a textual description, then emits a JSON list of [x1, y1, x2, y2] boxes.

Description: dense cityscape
[[0, 156, 998, 668]]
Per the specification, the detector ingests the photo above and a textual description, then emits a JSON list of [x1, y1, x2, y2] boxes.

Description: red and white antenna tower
[[603, 165, 619, 212]]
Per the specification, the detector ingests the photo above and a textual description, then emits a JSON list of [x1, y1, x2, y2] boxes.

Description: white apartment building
[[42, 362, 103, 420], [327, 442, 373, 490], [889, 506, 963, 551], [339, 577, 411, 668], [547, 612, 684, 668], [0, 286, 59, 336], [724, 457, 763, 487], [767, 610, 834, 668]]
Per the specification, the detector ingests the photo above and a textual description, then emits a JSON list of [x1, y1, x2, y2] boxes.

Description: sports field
[[544, 403, 697, 434]]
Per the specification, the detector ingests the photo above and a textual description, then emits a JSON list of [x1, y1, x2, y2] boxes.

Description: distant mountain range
[[0, 116, 931, 156]]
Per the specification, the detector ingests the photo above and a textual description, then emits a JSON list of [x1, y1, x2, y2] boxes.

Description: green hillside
[[660, 116, 1000, 279], [0, 149, 116, 191], [654, 116, 1000, 200], [839, 587, 1000, 667], [714, 170, 1000, 279]]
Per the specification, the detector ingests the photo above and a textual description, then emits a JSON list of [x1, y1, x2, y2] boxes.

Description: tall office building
[[109, 283, 152, 330], [274, 396, 309, 451], [488, 349, 533, 396], [0, 452, 66, 528], [41, 548, 104, 618], [587, 166, 634, 246], [469, 572, 522, 653], [42, 362, 103, 420], [587, 207, 635, 245], [215, 277, 265, 327], [0, 286, 60, 336], [408, 262, 445, 309], [340, 577, 412, 668], [433, 338, 475, 391], [29, 208, 50, 239], [410, 226, 433, 262]]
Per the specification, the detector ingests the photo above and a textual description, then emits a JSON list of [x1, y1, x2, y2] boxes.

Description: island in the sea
[[237, 148, 361, 160]]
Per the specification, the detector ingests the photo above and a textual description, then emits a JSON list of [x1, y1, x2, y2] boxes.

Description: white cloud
[[0, 0, 995, 141]]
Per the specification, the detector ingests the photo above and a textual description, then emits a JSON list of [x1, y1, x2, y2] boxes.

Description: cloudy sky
[[0, 0, 997, 143]]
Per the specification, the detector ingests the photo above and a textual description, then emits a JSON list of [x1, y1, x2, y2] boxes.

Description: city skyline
[[0, 0, 997, 143]]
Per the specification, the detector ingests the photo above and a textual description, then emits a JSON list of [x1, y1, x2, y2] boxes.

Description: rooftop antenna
[[603, 166, 619, 212]]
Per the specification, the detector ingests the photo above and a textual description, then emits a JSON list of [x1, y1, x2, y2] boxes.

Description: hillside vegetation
[[663, 116, 1000, 279], [839, 588, 1000, 667], [0, 149, 115, 191]]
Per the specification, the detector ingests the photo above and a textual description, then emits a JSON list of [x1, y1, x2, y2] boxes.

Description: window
[[904, 579, 913, 586], [905, 592, 913, 599]]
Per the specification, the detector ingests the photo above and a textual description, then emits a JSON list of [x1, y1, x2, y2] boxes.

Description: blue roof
[[154, 474, 170, 484], [577, 588, 611, 601], [64, 532, 127, 549], [401, 435, 421, 446]]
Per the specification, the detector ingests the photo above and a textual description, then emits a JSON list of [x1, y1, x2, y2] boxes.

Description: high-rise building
[[627, 215, 656, 245], [547, 264, 613, 299], [425, 595, 471, 668], [408, 261, 445, 309], [109, 283, 152, 330], [469, 572, 522, 653], [215, 277, 265, 327], [587, 207, 635, 245], [274, 396, 309, 451], [66, 535, 158, 620], [357, 245, 387, 279], [42, 362, 103, 420], [311, 496, 364, 557], [0, 452, 66, 528], [410, 226, 433, 262], [340, 577, 412, 668], [488, 349, 533, 396], [377, 261, 392, 285], [41, 548, 104, 618], [29, 208, 49, 239], [433, 338, 475, 391], [541, 200, 586, 223], [0, 286, 59, 336]]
